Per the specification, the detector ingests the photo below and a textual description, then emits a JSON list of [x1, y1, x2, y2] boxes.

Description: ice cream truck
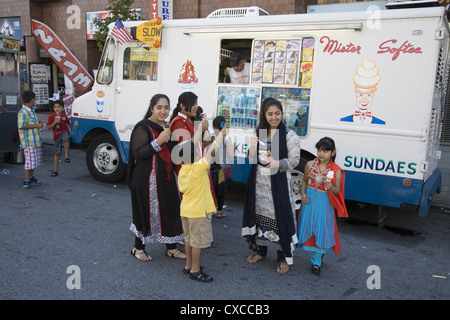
[[71, 3, 449, 216]]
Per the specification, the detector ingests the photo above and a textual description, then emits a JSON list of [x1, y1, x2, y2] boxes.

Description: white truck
[[71, 4, 449, 217]]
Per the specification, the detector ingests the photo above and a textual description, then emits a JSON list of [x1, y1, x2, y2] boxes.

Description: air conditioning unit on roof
[[206, 6, 269, 19]]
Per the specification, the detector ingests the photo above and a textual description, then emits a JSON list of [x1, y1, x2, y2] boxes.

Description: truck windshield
[[97, 38, 114, 85]]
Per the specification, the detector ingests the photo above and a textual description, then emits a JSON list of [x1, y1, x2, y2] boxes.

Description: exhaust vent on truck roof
[[206, 6, 269, 19]]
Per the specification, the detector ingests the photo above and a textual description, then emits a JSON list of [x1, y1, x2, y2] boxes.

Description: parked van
[[71, 4, 449, 216]]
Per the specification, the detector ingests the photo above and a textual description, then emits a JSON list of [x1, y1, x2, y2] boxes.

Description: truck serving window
[[216, 38, 314, 136], [123, 47, 158, 81], [219, 39, 252, 83], [97, 38, 114, 85]]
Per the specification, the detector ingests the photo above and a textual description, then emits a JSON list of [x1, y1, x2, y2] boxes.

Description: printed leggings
[[135, 236, 177, 251]]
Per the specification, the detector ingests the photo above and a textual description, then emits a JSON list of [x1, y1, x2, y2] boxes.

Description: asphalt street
[[0, 141, 449, 304]]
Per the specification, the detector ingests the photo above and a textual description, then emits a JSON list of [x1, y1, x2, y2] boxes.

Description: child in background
[[211, 116, 234, 218], [178, 122, 227, 283], [47, 100, 71, 176], [297, 137, 348, 275], [17, 90, 45, 189]]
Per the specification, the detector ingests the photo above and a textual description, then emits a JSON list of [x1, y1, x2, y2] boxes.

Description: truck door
[[114, 44, 160, 147]]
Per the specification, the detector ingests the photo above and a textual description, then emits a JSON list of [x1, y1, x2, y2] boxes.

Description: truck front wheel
[[86, 133, 126, 183]]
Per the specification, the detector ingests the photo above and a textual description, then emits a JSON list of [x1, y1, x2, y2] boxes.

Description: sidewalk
[[35, 110, 450, 208]]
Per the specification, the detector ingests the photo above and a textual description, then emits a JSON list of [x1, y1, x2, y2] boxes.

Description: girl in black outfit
[[127, 94, 185, 261]]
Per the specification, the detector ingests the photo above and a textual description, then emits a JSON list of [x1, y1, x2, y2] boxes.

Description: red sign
[[31, 19, 93, 91], [150, 0, 159, 19]]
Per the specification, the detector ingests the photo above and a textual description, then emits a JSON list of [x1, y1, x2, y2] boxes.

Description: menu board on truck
[[251, 38, 315, 87], [216, 86, 261, 130], [262, 87, 310, 136]]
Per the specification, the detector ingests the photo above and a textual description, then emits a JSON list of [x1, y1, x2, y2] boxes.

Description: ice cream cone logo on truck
[[340, 59, 385, 125]]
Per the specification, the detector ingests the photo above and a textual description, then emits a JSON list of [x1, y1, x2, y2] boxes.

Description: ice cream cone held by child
[[340, 59, 385, 125]]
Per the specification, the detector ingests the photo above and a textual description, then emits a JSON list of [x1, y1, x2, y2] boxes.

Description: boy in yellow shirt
[[178, 122, 227, 283]]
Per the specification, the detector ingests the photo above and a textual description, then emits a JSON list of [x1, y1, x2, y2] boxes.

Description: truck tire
[[86, 133, 126, 183]]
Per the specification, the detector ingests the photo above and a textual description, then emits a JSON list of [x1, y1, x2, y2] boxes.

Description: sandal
[[130, 247, 152, 261], [277, 261, 289, 274], [246, 253, 264, 264], [166, 249, 186, 260], [215, 211, 227, 218], [51, 171, 58, 177], [189, 270, 213, 283], [312, 264, 321, 275], [65, 158, 70, 163], [182, 265, 203, 274]]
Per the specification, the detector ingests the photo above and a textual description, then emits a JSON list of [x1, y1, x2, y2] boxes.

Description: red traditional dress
[[297, 158, 347, 259]]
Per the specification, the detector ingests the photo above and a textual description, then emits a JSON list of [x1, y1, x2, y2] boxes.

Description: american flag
[[111, 17, 132, 44]]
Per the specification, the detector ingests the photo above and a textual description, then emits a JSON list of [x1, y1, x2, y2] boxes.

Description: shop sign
[[86, 9, 141, 40], [0, 17, 22, 40], [150, 0, 173, 20], [31, 19, 93, 91]]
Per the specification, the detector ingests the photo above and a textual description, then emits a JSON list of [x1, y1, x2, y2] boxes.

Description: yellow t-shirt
[[178, 158, 216, 218]]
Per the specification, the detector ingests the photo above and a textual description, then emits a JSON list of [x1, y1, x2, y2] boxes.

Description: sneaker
[[29, 176, 40, 184], [22, 180, 30, 189]]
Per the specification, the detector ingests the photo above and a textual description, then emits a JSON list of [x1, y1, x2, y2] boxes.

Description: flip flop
[[277, 261, 289, 274], [130, 247, 152, 261], [51, 171, 58, 177], [246, 254, 264, 264], [215, 211, 227, 218], [166, 249, 186, 259]]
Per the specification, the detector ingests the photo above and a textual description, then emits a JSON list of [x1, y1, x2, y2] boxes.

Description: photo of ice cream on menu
[[251, 38, 314, 86], [217, 86, 261, 130]]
